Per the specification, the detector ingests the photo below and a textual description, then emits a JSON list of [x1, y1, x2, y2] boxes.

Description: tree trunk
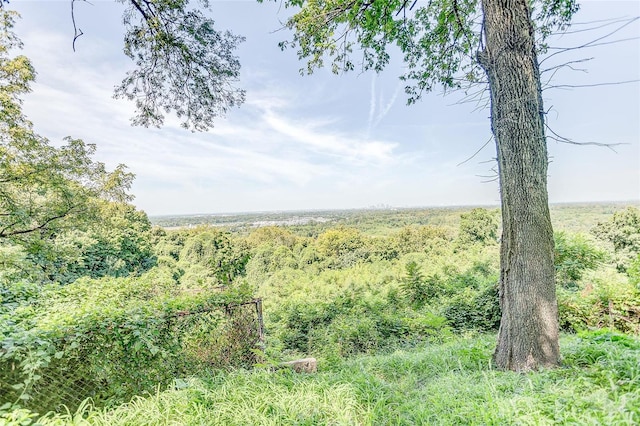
[[478, 0, 560, 371]]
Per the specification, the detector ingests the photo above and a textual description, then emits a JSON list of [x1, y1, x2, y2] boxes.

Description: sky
[[7, 0, 640, 216]]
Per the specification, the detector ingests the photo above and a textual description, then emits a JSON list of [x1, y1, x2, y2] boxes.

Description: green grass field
[[18, 331, 637, 426]]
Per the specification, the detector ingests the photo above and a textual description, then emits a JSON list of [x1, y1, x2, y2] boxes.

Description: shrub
[[0, 268, 259, 414], [558, 269, 640, 334], [627, 253, 640, 288], [443, 260, 497, 294], [442, 284, 501, 332], [393, 225, 451, 255], [457, 208, 499, 245], [592, 207, 640, 272], [400, 261, 441, 306], [272, 290, 449, 361], [554, 231, 606, 288]]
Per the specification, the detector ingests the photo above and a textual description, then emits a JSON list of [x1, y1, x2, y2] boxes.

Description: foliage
[[0, 9, 133, 238], [1, 219, 257, 415], [113, 0, 245, 130], [554, 231, 606, 289], [592, 207, 640, 272], [246, 226, 299, 249], [393, 225, 450, 255], [0, 1, 245, 131], [400, 260, 426, 306], [0, 202, 156, 311], [1, 8, 135, 291], [276, 0, 481, 99], [31, 201, 157, 285], [400, 261, 439, 307], [248, 219, 501, 361], [21, 333, 640, 425], [557, 268, 640, 335], [270, 288, 449, 361], [0, 135, 133, 240], [151, 226, 251, 288], [315, 226, 366, 267], [443, 284, 500, 332], [0, 266, 259, 414], [2, 204, 639, 419], [275, 0, 578, 101], [432, 259, 501, 332], [457, 208, 499, 246], [174, 226, 250, 288], [628, 254, 640, 288], [0, 245, 40, 307]]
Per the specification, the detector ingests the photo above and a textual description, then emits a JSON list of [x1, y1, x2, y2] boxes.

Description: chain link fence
[[1, 299, 264, 415]]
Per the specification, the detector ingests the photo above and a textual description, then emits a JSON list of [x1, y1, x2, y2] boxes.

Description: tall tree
[[273, 0, 579, 371], [1, 9, 133, 245]]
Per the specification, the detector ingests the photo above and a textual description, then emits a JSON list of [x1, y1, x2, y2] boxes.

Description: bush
[[400, 261, 441, 307], [443, 260, 497, 294], [627, 254, 640, 288], [442, 284, 501, 332], [0, 267, 259, 414], [554, 231, 606, 288], [272, 290, 449, 361], [558, 269, 640, 334], [457, 208, 499, 245], [592, 207, 640, 272], [393, 225, 451, 255]]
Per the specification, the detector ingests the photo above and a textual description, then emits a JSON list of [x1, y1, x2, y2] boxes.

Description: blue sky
[[9, 0, 640, 215]]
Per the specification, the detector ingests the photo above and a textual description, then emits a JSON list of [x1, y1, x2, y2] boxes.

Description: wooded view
[[1, 0, 639, 424]]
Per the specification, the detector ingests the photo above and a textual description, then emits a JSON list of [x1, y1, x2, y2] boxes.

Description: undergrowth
[[6, 331, 637, 425]]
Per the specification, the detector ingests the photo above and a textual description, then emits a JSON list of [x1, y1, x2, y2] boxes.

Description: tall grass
[[23, 332, 638, 426]]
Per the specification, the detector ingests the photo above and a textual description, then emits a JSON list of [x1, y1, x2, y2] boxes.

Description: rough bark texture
[[478, 0, 560, 371]]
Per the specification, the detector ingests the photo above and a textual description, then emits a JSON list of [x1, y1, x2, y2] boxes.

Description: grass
[[23, 331, 639, 426]]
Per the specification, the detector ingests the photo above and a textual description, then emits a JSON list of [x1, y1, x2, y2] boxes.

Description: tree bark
[[478, 0, 560, 371]]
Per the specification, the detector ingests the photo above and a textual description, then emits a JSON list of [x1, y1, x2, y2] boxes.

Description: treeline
[[151, 202, 635, 235]]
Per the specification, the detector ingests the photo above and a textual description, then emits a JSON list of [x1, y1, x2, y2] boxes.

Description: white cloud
[[16, 23, 404, 213], [367, 74, 403, 137]]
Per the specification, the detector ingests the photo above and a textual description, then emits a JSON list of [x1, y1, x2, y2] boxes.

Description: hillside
[[19, 332, 640, 425], [3, 203, 640, 425]]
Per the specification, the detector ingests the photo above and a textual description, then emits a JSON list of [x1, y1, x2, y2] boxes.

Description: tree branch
[[544, 79, 639, 90], [544, 124, 627, 152], [457, 135, 494, 166], [0, 207, 76, 238], [70, 0, 91, 52]]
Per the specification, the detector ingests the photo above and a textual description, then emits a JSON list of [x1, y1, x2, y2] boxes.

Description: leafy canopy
[[458, 208, 499, 245], [0, 9, 133, 244], [0, 1, 245, 131], [114, 0, 245, 130], [274, 0, 578, 102]]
